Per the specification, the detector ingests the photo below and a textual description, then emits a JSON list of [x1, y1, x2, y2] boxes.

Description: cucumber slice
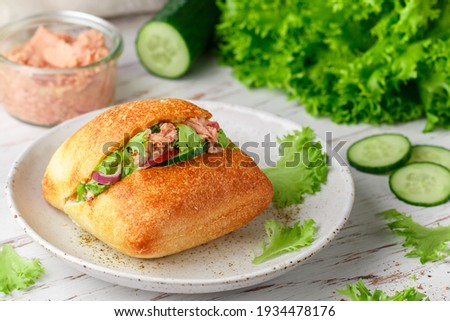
[[389, 162, 450, 207], [136, 22, 190, 78], [408, 145, 450, 170], [347, 134, 412, 174], [162, 144, 206, 166], [135, 0, 219, 78]]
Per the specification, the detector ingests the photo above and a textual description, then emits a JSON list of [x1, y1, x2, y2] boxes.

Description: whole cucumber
[[136, 0, 219, 78]]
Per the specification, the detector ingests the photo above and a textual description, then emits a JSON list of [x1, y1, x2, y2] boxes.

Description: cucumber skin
[[137, 0, 219, 78], [158, 144, 207, 167], [166, 148, 205, 165], [413, 144, 450, 151], [347, 134, 412, 174], [389, 162, 450, 207], [409, 144, 450, 169]]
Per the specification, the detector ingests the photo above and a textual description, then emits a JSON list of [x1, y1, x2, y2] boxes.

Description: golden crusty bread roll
[[42, 98, 273, 258]]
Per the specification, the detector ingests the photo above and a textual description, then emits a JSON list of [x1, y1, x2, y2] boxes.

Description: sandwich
[[42, 98, 273, 258]]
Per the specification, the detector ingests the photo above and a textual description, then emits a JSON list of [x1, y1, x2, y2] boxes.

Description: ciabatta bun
[[42, 99, 273, 258]]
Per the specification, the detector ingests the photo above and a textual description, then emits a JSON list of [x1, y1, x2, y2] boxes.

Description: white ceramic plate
[[6, 100, 354, 294]]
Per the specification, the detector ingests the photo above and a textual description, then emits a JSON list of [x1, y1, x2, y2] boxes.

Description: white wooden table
[[1, 14, 449, 301]]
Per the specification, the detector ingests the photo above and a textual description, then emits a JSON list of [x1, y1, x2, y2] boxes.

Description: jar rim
[[0, 10, 124, 74]]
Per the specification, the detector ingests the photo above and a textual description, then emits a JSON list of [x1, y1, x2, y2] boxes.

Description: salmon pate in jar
[[0, 11, 123, 126]]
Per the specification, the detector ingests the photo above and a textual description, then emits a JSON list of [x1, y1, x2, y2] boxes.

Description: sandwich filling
[[76, 118, 230, 202]]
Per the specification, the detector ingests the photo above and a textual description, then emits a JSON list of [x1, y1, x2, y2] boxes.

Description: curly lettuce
[[253, 219, 317, 264], [338, 279, 428, 301], [263, 128, 328, 208], [380, 209, 450, 263], [216, 0, 450, 132], [0, 245, 44, 295]]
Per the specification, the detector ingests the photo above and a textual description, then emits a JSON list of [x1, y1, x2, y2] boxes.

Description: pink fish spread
[[0, 26, 115, 126]]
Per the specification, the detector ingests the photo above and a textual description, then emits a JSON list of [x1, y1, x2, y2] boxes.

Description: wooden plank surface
[[1, 14, 449, 301]]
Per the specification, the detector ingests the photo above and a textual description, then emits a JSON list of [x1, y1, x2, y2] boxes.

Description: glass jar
[[0, 11, 123, 126]]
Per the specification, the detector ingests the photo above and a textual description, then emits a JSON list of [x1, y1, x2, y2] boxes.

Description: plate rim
[[5, 99, 354, 290]]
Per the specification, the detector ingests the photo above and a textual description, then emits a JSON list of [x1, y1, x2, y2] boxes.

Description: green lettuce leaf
[[121, 130, 150, 176], [418, 37, 450, 132], [263, 128, 327, 208], [175, 124, 204, 156], [379, 209, 450, 263], [253, 218, 317, 264], [217, 129, 230, 148], [338, 279, 428, 301], [121, 147, 136, 178], [96, 151, 122, 175], [76, 183, 87, 202], [216, 0, 450, 131], [0, 245, 44, 295], [85, 181, 110, 197], [127, 130, 148, 156]]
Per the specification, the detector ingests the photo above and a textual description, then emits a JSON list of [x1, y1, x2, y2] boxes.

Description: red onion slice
[[208, 121, 220, 130], [92, 164, 122, 185]]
